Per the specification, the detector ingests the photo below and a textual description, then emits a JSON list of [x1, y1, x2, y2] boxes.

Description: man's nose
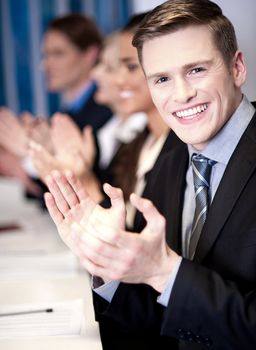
[[173, 77, 197, 104]]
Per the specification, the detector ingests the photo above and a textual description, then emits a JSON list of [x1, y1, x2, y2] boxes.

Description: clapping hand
[[45, 171, 180, 292]]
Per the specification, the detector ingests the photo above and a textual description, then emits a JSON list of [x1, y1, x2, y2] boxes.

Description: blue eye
[[156, 76, 169, 84], [190, 67, 205, 75]]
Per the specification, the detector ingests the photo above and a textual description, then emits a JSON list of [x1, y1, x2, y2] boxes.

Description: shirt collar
[[188, 95, 255, 165], [116, 112, 147, 143], [62, 81, 96, 113]]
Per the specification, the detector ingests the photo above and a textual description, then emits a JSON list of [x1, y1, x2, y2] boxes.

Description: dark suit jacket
[[95, 130, 184, 350], [65, 88, 113, 132], [94, 110, 256, 350]]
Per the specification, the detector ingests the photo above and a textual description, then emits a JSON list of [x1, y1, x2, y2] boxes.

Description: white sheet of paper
[[0, 251, 80, 280], [0, 299, 85, 338]]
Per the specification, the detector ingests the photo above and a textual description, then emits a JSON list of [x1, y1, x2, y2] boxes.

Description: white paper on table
[[0, 232, 64, 255], [0, 251, 80, 280], [0, 299, 85, 338]]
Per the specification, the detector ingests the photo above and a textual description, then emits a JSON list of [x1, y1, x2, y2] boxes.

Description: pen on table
[[0, 308, 54, 317]]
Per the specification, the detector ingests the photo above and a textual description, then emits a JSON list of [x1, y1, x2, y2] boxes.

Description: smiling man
[[142, 24, 245, 150], [45, 1, 256, 349]]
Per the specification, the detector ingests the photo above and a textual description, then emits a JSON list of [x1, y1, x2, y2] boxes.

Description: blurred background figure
[[29, 12, 179, 228], [90, 32, 147, 174], [41, 13, 113, 132], [40, 12, 183, 350], [0, 0, 133, 116], [0, 107, 42, 196]]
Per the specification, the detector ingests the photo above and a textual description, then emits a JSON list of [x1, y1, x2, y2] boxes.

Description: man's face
[[41, 30, 91, 93], [142, 25, 246, 150]]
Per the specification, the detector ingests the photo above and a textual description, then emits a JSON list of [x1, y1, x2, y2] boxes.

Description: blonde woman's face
[[114, 32, 155, 116], [91, 38, 120, 107]]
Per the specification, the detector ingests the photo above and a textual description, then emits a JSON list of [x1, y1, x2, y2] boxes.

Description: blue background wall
[[0, 0, 132, 116], [1, 0, 255, 117]]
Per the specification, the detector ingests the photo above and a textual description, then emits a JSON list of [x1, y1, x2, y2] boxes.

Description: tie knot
[[191, 153, 216, 188]]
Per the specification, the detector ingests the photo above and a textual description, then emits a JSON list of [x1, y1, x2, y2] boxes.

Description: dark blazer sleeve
[[161, 259, 256, 349], [93, 283, 178, 350]]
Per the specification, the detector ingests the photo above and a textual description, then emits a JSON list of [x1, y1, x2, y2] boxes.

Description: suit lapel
[[165, 144, 188, 253], [194, 113, 256, 263]]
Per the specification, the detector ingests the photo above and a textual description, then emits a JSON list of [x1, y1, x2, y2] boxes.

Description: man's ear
[[83, 45, 100, 67], [232, 50, 247, 88]]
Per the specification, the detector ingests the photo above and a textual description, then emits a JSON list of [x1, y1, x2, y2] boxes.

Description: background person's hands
[[0, 107, 28, 158]]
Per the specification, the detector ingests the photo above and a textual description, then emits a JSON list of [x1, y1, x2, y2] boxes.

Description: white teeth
[[174, 104, 207, 119], [120, 91, 133, 98]]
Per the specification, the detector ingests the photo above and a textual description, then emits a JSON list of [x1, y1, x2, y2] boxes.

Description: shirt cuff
[[91, 276, 120, 303], [157, 257, 182, 307], [21, 156, 38, 178]]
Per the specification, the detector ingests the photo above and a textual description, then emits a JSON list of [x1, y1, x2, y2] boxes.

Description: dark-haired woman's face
[[41, 30, 91, 93]]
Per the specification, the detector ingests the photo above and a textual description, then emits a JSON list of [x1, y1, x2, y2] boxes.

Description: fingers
[[79, 256, 124, 281], [103, 183, 125, 208], [103, 183, 126, 213], [82, 126, 95, 167], [29, 141, 49, 160], [76, 230, 133, 280], [52, 113, 80, 138], [45, 173, 70, 215], [46, 171, 79, 215], [82, 125, 93, 139], [20, 111, 34, 123], [130, 193, 166, 233], [28, 141, 57, 182], [103, 183, 126, 229], [82, 215, 138, 255], [78, 257, 113, 281], [46, 170, 97, 224], [44, 192, 64, 226], [78, 228, 121, 260], [53, 171, 81, 207], [65, 170, 89, 202]]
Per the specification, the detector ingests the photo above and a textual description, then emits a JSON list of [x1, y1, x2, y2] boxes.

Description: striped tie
[[187, 154, 216, 259]]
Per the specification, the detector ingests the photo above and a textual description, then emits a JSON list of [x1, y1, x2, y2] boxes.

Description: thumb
[[82, 126, 96, 166], [103, 183, 126, 228], [82, 125, 93, 142], [103, 183, 125, 208], [130, 193, 165, 233]]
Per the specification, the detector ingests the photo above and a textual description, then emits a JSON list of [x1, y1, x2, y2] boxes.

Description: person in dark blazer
[[42, 13, 112, 132], [43, 1, 256, 349], [64, 82, 112, 132], [23, 14, 112, 202]]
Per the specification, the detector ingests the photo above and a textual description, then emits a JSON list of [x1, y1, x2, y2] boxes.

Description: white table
[[0, 178, 102, 349]]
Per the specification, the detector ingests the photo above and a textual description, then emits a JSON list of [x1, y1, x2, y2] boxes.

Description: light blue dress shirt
[[61, 82, 96, 113]]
